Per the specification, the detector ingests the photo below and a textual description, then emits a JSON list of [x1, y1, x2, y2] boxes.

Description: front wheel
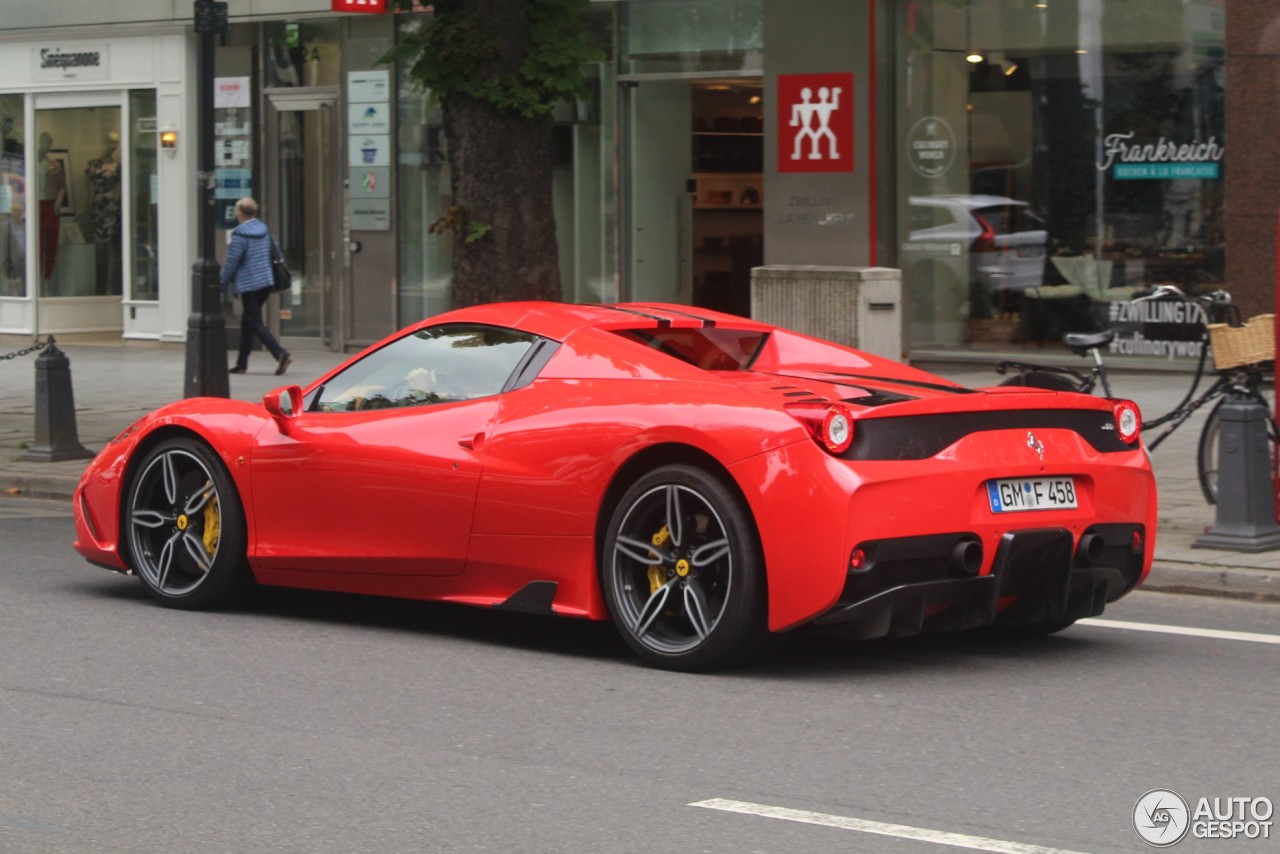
[[601, 465, 768, 671], [125, 437, 251, 609]]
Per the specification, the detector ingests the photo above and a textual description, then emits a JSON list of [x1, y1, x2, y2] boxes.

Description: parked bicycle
[[994, 283, 1278, 505]]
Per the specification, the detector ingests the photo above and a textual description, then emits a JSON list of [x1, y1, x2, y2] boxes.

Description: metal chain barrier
[[0, 335, 54, 362]]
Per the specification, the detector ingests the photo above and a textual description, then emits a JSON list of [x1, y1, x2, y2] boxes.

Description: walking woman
[[221, 197, 291, 375]]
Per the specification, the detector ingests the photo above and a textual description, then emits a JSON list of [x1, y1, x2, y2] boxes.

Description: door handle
[[458, 433, 485, 451]]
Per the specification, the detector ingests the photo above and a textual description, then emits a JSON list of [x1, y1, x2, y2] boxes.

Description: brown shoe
[[229, 365, 246, 374], [275, 354, 292, 376]]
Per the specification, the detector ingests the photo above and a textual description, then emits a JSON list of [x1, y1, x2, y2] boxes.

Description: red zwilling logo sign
[[777, 73, 854, 173], [331, 0, 386, 12]]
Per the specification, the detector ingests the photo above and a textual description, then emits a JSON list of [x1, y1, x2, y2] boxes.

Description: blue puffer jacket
[[220, 217, 276, 295]]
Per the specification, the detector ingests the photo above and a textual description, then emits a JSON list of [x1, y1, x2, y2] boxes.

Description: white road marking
[[689, 798, 1090, 854], [1079, 618, 1280, 645]]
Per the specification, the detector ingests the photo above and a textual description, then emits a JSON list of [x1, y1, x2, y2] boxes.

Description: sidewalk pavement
[[1, 339, 1276, 602]]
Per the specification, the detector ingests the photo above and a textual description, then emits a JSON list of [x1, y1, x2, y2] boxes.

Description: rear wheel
[[126, 437, 250, 609], [601, 465, 768, 671]]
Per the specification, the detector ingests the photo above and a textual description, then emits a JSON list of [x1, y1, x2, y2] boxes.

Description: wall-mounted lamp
[[160, 126, 178, 156], [966, 52, 985, 64]]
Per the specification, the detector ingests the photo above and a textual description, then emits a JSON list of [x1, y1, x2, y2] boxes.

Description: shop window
[[265, 20, 341, 88], [129, 90, 159, 301], [622, 0, 763, 75], [0, 94, 25, 298], [897, 0, 1225, 356], [34, 106, 123, 298]]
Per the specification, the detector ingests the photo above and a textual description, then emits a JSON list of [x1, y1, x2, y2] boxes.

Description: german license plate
[[987, 478, 1078, 513]]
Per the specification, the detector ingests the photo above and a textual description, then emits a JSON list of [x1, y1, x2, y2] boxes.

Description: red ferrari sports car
[[74, 301, 1156, 670]]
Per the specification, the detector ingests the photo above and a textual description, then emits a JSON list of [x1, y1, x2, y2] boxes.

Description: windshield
[[311, 324, 539, 412]]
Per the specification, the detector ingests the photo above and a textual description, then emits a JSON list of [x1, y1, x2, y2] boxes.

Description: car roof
[[909, 194, 1028, 209], [418, 301, 773, 343]]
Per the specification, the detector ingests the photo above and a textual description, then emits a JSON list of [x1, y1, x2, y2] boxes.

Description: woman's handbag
[[270, 238, 292, 292]]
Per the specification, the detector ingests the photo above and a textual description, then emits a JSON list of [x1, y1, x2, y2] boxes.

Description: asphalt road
[[1, 495, 1276, 853]]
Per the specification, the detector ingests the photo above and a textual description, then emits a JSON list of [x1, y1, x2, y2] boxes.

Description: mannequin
[[86, 131, 122, 294], [37, 132, 64, 282], [86, 131, 121, 243], [1, 117, 20, 156]]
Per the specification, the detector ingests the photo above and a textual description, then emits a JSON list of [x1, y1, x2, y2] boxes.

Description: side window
[[311, 324, 539, 412]]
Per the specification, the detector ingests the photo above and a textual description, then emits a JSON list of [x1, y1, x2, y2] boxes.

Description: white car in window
[[903, 195, 1049, 311]]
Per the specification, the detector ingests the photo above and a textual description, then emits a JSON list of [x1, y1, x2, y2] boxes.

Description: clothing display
[[39, 199, 58, 281], [85, 157, 121, 244], [38, 143, 65, 280]]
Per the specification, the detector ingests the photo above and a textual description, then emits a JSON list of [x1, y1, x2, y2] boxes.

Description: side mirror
[[263, 385, 303, 421]]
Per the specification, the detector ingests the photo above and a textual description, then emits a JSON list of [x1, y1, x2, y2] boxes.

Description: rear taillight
[[821, 405, 854, 454], [1113, 399, 1141, 443], [970, 214, 1001, 253], [787, 403, 855, 455]]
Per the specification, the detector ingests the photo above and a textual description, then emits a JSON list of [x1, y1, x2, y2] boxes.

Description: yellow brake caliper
[[647, 525, 670, 595], [201, 489, 221, 557]]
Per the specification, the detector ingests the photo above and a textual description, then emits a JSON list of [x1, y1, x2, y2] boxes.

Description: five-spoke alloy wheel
[[602, 464, 767, 671], [126, 437, 249, 609]]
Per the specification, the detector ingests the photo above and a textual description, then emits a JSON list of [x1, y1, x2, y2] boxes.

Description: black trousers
[[235, 288, 287, 368]]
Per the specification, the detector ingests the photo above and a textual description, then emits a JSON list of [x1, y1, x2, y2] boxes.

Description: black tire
[[1197, 398, 1225, 505], [998, 371, 1080, 392], [601, 464, 768, 672], [125, 437, 251, 609]]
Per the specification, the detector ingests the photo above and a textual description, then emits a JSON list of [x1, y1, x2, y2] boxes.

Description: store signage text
[[776, 73, 854, 174], [215, 77, 251, 109], [1097, 132, 1224, 180], [906, 116, 956, 179], [33, 45, 109, 81], [1107, 298, 1208, 361], [332, 0, 386, 12]]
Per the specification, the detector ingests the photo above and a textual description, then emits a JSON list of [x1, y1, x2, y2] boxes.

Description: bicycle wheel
[[1198, 400, 1223, 505], [1197, 393, 1280, 505]]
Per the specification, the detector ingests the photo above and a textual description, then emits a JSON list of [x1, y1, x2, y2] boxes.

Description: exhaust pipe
[[1076, 532, 1106, 567], [947, 539, 983, 577]]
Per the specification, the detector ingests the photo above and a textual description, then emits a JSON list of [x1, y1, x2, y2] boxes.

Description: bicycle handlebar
[[1130, 283, 1232, 306]]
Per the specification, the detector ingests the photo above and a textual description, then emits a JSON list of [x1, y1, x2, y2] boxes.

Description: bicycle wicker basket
[[1208, 313, 1275, 370]]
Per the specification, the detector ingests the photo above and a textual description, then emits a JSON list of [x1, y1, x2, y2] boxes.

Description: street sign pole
[[184, 0, 230, 399]]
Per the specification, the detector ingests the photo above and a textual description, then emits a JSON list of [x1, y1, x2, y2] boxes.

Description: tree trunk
[[440, 0, 562, 307]]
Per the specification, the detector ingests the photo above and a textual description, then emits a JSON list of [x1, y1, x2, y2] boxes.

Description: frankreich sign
[[1097, 132, 1224, 180]]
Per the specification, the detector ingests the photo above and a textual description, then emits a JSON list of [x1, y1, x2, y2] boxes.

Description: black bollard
[[1193, 393, 1280, 552], [20, 339, 94, 463]]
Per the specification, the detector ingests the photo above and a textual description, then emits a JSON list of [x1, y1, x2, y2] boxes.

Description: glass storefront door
[[128, 89, 159, 303], [623, 77, 763, 313], [266, 90, 341, 350], [33, 104, 122, 299]]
